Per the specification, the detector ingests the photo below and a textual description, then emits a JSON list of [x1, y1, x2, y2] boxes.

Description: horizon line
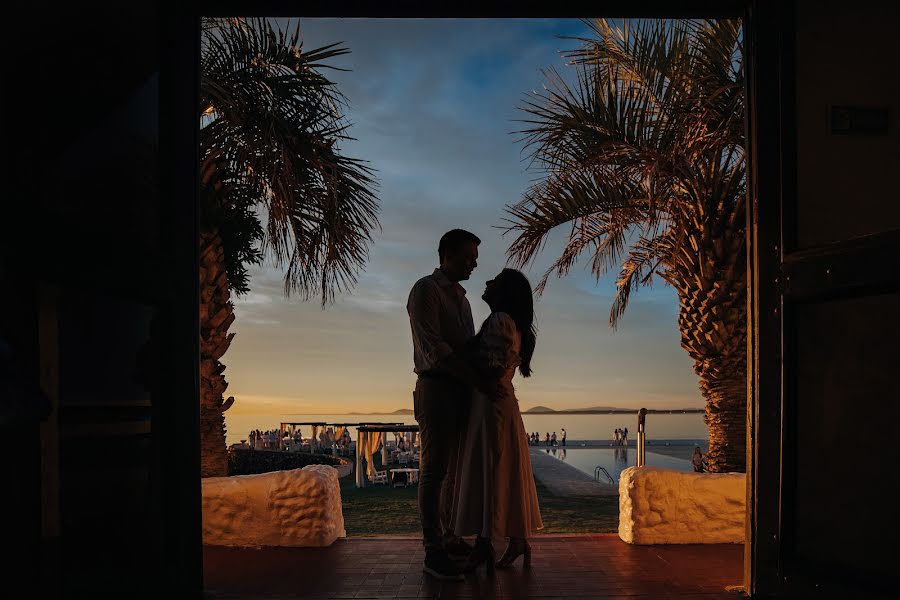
[[276, 407, 706, 415]]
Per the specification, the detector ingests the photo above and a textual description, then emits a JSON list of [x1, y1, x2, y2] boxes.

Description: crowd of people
[[613, 427, 629, 446], [241, 427, 353, 452], [246, 429, 281, 450], [337, 429, 353, 450], [527, 428, 566, 447]]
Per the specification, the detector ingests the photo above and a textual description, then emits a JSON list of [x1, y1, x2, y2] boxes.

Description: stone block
[[202, 465, 346, 547], [618, 466, 745, 544]]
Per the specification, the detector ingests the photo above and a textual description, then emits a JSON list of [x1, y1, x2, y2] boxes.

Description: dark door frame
[[160, 2, 794, 596], [743, 1, 790, 597], [159, 6, 203, 595]]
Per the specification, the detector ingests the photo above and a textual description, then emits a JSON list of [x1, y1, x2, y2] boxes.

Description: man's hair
[[438, 229, 481, 261]]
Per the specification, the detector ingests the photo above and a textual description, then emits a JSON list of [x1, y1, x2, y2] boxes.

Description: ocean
[[224, 411, 707, 446]]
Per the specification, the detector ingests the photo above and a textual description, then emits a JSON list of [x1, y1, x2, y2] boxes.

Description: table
[[389, 468, 419, 486]]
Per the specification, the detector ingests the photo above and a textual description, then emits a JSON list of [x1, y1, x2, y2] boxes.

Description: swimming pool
[[538, 447, 694, 482]]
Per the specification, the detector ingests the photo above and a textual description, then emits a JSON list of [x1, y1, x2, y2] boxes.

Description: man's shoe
[[423, 551, 464, 581], [444, 537, 473, 556]]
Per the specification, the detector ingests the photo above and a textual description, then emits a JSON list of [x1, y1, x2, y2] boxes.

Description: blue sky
[[224, 18, 702, 415]]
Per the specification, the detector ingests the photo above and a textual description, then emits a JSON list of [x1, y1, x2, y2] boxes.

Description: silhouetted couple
[[407, 229, 543, 581]]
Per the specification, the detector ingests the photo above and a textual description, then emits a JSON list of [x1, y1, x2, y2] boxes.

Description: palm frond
[[200, 17, 380, 304], [505, 17, 745, 322], [609, 232, 676, 328], [503, 166, 649, 277]]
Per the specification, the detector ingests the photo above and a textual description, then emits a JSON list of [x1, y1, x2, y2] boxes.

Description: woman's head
[[482, 268, 537, 377], [693, 446, 702, 456], [482, 268, 534, 320]]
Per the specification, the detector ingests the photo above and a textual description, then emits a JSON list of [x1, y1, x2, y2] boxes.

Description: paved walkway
[[529, 448, 619, 497], [204, 535, 745, 599]]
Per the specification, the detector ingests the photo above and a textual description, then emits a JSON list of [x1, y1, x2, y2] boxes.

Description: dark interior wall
[[790, 0, 900, 583], [794, 294, 900, 578], [795, 0, 900, 248], [0, 266, 42, 585], [51, 60, 164, 600], [4, 3, 168, 596]]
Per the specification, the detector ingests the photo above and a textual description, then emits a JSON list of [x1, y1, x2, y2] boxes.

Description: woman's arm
[[467, 313, 520, 396]]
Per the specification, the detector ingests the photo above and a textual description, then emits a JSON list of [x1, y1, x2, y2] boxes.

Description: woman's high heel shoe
[[494, 538, 531, 569], [462, 536, 495, 575]]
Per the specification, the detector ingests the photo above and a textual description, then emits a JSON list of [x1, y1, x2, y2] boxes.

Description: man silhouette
[[407, 229, 485, 581]]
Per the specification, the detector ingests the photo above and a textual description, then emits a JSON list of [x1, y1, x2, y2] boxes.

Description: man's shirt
[[407, 268, 476, 375]]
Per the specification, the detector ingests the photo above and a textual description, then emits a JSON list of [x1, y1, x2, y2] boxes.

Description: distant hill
[[523, 405, 557, 413], [344, 406, 703, 416], [344, 408, 414, 415], [524, 405, 627, 413], [523, 405, 704, 414]]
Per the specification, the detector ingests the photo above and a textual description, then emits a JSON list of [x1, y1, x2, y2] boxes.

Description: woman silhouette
[[451, 269, 543, 572]]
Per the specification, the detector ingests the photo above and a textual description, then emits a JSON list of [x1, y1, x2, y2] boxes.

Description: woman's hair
[[481, 268, 537, 377]]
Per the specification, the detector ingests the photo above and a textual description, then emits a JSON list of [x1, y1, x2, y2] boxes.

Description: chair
[[398, 452, 409, 465], [392, 470, 408, 488], [371, 469, 388, 486]]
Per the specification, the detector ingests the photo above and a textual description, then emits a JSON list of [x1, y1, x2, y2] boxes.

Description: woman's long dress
[[452, 311, 543, 539]]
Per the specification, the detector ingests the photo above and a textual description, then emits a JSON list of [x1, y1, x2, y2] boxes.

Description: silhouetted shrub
[[227, 448, 344, 476]]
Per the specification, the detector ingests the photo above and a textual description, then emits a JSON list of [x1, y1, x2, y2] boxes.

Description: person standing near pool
[[561, 428, 567, 447], [622, 427, 628, 446], [691, 446, 706, 472]]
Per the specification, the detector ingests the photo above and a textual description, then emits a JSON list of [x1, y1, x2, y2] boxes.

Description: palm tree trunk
[[199, 228, 236, 478], [677, 240, 747, 473], [692, 339, 747, 473]]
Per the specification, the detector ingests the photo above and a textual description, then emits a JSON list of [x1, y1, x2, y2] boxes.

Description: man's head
[[438, 229, 480, 282]]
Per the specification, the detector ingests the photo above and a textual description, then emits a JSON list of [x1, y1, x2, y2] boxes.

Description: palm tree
[[505, 19, 746, 472], [199, 18, 379, 477]]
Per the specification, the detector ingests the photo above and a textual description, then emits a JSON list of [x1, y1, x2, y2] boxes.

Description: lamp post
[[637, 408, 648, 467]]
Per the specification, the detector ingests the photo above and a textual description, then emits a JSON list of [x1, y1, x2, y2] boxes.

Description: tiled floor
[[204, 534, 745, 599]]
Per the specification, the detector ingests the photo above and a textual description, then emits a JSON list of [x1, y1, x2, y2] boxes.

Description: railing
[[637, 407, 648, 467], [594, 465, 615, 485]]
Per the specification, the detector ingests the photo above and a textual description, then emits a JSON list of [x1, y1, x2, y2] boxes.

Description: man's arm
[[408, 280, 494, 393], [433, 352, 493, 393], [408, 280, 454, 365], [408, 281, 499, 396]]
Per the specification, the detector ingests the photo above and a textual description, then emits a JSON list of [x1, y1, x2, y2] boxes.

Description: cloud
[[219, 18, 705, 414]]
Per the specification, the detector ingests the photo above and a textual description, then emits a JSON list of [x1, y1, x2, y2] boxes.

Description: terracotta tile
[[204, 536, 743, 599]]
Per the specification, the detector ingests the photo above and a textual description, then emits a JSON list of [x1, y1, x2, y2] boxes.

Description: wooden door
[[746, 1, 900, 597]]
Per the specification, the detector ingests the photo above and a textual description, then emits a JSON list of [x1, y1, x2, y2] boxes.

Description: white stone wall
[[202, 465, 346, 547], [618, 466, 745, 544]]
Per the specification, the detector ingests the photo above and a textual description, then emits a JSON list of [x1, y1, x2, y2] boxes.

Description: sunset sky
[[224, 18, 703, 416]]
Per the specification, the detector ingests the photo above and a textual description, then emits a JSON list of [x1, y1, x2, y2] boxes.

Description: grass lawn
[[339, 474, 618, 537], [532, 478, 619, 534]]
